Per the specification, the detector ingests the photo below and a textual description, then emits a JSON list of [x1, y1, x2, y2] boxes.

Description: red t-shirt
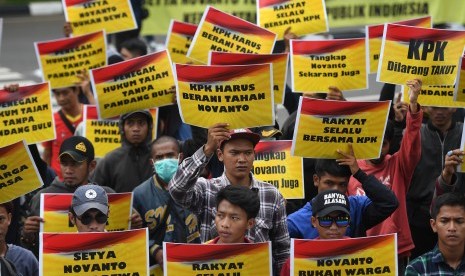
[[42, 110, 83, 179]]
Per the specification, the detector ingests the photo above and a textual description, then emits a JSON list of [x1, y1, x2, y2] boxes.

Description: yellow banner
[[176, 63, 274, 129], [164, 242, 272, 275], [258, 0, 328, 40], [292, 98, 391, 159], [188, 6, 277, 64], [40, 229, 148, 276], [367, 16, 431, 74], [0, 140, 44, 204], [141, 0, 465, 36], [91, 50, 175, 119], [166, 20, 199, 64], [253, 140, 304, 199], [35, 31, 107, 89], [454, 56, 465, 103], [403, 85, 465, 108], [210, 51, 288, 105], [0, 83, 54, 146], [291, 38, 368, 92], [40, 193, 133, 232], [291, 234, 397, 275], [63, 0, 137, 36], [378, 24, 465, 86]]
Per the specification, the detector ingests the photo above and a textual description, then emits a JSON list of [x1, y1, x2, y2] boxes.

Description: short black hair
[[216, 185, 260, 219], [150, 135, 180, 153], [431, 193, 465, 219], [315, 159, 352, 178], [120, 38, 147, 57], [0, 201, 14, 214]]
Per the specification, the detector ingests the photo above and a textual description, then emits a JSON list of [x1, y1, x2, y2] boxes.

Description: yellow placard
[[210, 51, 289, 105], [40, 193, 133, 232], [402, 85, 465, 108], [367, 16, 432, 74], [91, 50, 175, 119], [40, 229, 148, 276], [258, 0, 328, 39], [176, 63, 274, 129], [166, 20, 199, 64], [454, 56, 465, 103], [253, 140, 304, 199], [187, 6, 277, 64], [64, 0, 137, 36], [0, 82, 55, 146], [164, 242, 272, 275], [0, 140, 44, 204], [291, 234, 397, 275], [291, 97, 391, 159], [377, 24, 465, 86], [291, 38, 368, 92], [35, 31, 107, 89]]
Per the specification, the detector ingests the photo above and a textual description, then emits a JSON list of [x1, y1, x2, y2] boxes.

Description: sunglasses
[[317, 215, 350, 228], [77, 212, 108, 225]]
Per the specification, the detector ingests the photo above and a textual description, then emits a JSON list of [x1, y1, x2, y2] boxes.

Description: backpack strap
[[58, 109, 76, 134]]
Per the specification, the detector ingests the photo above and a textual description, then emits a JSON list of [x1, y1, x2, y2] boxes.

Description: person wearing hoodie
[[21, 136, 116, 257], [91, 110, 154, 192]]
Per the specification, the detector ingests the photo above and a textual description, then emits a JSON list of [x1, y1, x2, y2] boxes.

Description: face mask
[[154, 158, 179, 183]]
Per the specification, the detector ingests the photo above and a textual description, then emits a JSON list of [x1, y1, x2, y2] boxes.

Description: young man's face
[[217, 139, 255, 184], [0, 206, 12, 244], [53, 87, 79, 110], [69, 209, 108, 232], [313, 173, 349, 194], [426, 107, 456, 129], [124, 114, 149, 145], [311, 211, 349, 240], [151, 141, 179, 162], [431, 205, 465, 248], [60, 155, 95, 187], [215, 199, 254, 244]]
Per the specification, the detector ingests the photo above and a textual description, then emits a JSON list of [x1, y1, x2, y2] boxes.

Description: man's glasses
[[317, 215, 350, 228], [77, 212, 108, 225]]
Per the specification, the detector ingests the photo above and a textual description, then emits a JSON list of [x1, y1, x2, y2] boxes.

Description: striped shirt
[[405, 245, 465, 275], [169, 147, 290, 272]]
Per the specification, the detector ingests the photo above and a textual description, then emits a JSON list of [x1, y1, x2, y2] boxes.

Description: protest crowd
[[2, 0, 465, 275]]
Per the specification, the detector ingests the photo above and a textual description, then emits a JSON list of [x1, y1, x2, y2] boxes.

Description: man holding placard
[[169, 125, 289, 273]]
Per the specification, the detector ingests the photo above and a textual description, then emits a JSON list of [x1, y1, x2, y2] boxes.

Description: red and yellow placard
[[291, 97, 391, 159], [176, 63, 274, 129], [82, 105, 120, 158], [402, 86, 465, 109], [0, 82, 54, 146], [258, 0, 328, 40], [377, 24, 465, 85], [91, 50, 175, 119], [40, 192, 133, 232], [187, 6, 277, 64], [164, 241, 272, 275], [210, 51, 288, 105], [63, 0, 137, 36], [253, 140, 304, 199], [291, 234, 396, 276], [40, 228, 148, 276], [366, 16, 431, 74], [454, 56, 465, 104], [35, 31, 106, 89], [291, 38, 368, 92], [0, 140, 44, 204], [166, 20, 198, 64]]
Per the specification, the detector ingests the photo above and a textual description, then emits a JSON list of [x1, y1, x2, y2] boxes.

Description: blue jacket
[[287, 170, 398, 239]]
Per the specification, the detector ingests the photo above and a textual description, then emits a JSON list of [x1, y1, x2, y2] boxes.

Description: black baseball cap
[[59, 136, 94, 162], [312, 190, 350, 217]]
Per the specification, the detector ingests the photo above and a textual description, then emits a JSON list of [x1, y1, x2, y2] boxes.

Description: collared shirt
[[405, 245, 465, 275], [169, 146, 290, 272]]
